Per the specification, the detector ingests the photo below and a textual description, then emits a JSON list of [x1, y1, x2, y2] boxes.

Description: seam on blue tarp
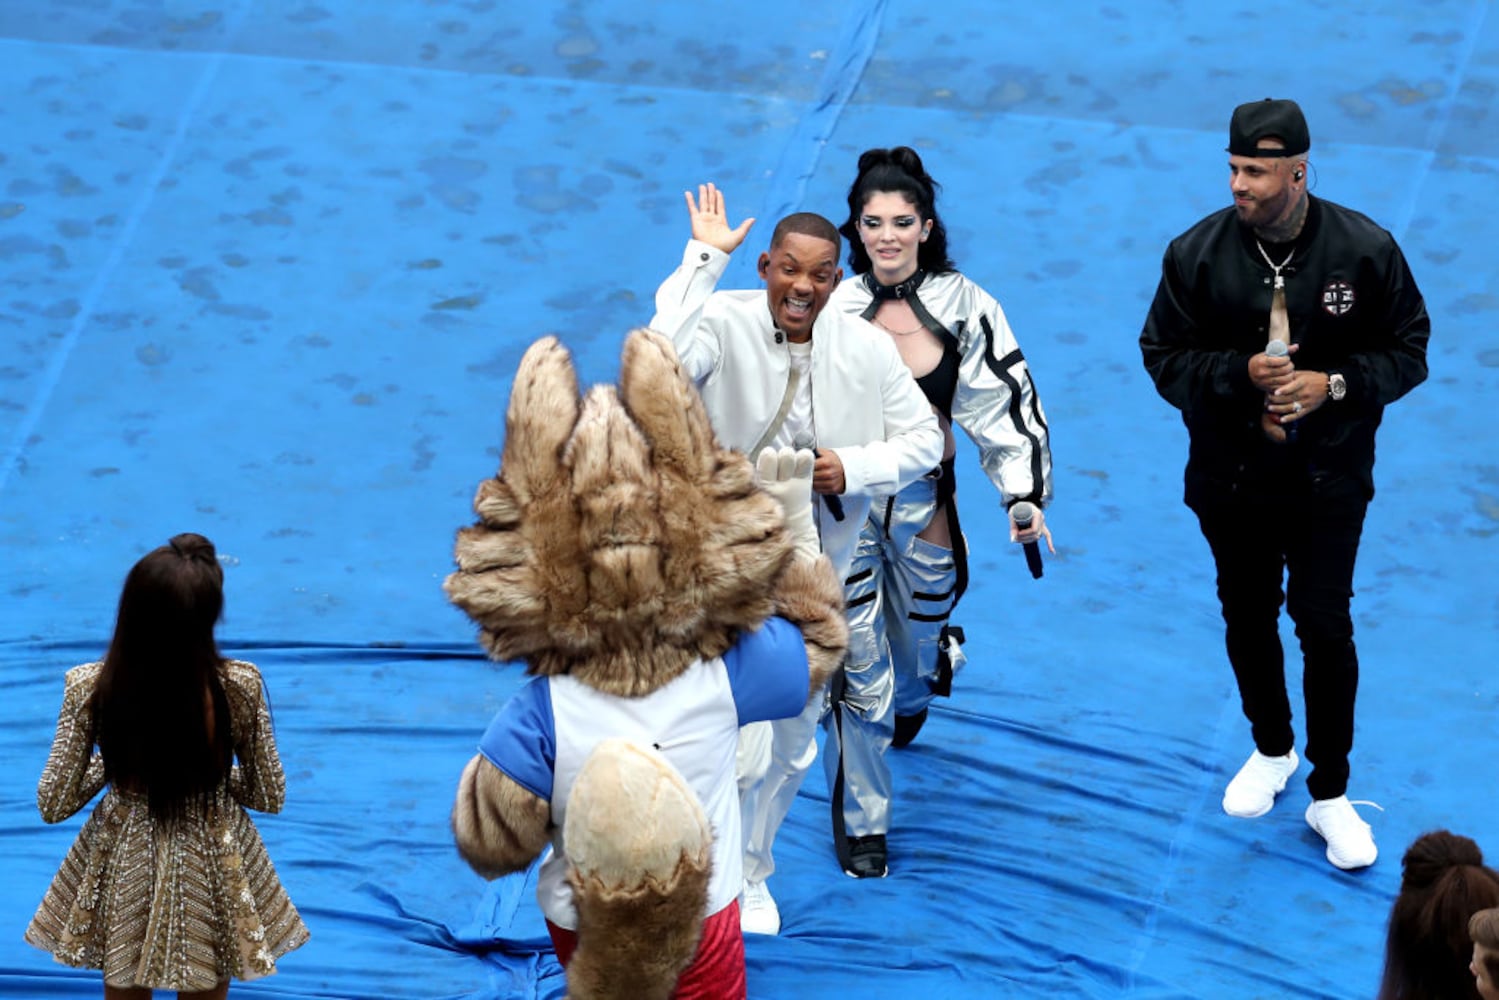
[[1123, 689, 1245, 992], [0, 5, 253, 497], [1386, 0, 1488, 240], [758, 0, 889, 227]]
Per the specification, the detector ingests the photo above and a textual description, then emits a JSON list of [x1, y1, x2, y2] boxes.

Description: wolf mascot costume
[[444, 329, 847, 999]]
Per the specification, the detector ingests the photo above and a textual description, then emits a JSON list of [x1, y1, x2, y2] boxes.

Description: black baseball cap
[[1227, 98, 1310, 157]]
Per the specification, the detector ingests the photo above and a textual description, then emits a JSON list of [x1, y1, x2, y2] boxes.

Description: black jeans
[[1191, 476, 1368, 800]]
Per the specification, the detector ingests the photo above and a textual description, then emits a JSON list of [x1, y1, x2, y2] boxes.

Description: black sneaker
[[843, 834, 888, 879], [892, 708, 928, 748]]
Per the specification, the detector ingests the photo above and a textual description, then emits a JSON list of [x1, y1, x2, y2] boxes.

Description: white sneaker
[[1305, 796, 1378, 870], [1222, 749, 1299, 818], [739, 879, 780, 936]]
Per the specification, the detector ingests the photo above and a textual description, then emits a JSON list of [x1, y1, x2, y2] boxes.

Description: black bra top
[[915, 338, 960, 417], [859, 269, 957, 413]]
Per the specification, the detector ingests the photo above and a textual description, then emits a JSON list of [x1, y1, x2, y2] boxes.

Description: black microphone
[[1011, 501, 1044, 579], [793, 433, 844, 521]]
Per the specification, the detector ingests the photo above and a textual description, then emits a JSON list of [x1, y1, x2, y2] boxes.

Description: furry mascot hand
[[445, 329, 847, 1000]]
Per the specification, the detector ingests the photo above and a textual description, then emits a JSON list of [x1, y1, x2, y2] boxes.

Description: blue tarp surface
[[2, 2, 1496, 998]]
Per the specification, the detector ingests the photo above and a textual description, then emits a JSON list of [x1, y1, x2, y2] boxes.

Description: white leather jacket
[[650, 240, 944, 578]]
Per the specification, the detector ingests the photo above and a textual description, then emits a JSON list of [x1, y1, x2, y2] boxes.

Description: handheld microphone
[[793, 433, 844, 521], [1011, 501, 1044, 579], [1266, 340, 1297, 441]]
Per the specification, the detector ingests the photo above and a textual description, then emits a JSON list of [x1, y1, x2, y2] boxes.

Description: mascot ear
[[618, 329, 717, 483], [501, 336, 581, 503], [446, 336, 588, 667], [617, 328, 792, 650]]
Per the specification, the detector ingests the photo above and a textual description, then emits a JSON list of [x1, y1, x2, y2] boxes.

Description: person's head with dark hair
[[1378, 831, 1499, 1000], [1472, 908, 1499, 1000], [839, 146, 957, 281], [756, 211, 842, 344], [1226, 98, 1311, 243], [93, 532, 234, 823], [770, 212, 841, 253]]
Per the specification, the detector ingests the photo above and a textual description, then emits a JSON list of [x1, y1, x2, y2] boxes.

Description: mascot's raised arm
[[444, 328, 847, 1000]]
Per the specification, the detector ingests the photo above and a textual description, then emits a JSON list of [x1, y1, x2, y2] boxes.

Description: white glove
[[755, 446, 820, 560]]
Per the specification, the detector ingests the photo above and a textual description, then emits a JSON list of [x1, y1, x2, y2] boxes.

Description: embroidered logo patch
[[1322, 280, 1355, 316]]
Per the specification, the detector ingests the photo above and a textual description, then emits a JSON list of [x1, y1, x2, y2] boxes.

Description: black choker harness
[[864, 271, 925, 301]]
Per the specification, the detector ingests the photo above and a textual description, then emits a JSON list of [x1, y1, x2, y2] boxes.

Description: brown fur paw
[[451, 755, 551, 878], [771, 554, 850, 696]]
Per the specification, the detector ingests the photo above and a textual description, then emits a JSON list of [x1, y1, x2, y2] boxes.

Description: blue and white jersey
[[477, 617, 809, 929]]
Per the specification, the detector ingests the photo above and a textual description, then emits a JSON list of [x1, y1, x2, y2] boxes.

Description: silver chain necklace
[[1255, 239, 1294, 290]]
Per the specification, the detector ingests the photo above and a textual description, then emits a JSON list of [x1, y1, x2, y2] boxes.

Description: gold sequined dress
[[25, 660, 310, 991]]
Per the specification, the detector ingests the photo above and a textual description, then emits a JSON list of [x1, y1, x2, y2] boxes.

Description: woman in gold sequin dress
[[25, 533, 309, 999]]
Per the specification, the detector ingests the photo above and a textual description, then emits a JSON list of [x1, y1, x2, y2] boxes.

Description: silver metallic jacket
[[831, 270, 1053, 509]]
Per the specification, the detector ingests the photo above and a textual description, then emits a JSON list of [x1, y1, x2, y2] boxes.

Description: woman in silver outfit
[[823, 146, 1054, 879]]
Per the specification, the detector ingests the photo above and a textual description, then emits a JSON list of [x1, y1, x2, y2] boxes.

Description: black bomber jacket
[[1140, 195, 1430, 502]]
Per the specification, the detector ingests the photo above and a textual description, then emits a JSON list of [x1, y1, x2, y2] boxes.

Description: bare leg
[[915, 501, 952, 548]]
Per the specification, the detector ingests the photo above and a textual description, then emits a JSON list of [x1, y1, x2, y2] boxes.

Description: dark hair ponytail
[[839, 145, 957, 276], [93, 533, 233, 823], [1377, 830, 1499, 1000], [1400, 830, 1485, 889]]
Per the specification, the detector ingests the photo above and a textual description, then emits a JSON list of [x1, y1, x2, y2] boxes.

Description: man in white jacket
[[650, 183, 943, 936]]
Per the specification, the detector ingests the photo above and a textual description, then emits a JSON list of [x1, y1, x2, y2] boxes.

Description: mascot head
[[444, 328, 794, 697]]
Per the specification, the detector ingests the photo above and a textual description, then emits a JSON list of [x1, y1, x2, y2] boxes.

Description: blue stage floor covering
[[2, 2, 1497, 997]]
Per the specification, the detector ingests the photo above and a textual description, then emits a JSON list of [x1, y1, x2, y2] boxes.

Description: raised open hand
[[684, 183, 755, 255]]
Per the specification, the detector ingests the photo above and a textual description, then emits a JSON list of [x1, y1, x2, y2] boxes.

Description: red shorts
[[547, 899, 746, 1000]]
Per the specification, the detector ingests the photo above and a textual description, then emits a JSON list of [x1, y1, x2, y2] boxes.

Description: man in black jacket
[[1140, 98, 1430, 871]]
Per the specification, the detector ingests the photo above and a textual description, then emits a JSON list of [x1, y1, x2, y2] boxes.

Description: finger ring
[[1292, 401, 1303, 412]]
